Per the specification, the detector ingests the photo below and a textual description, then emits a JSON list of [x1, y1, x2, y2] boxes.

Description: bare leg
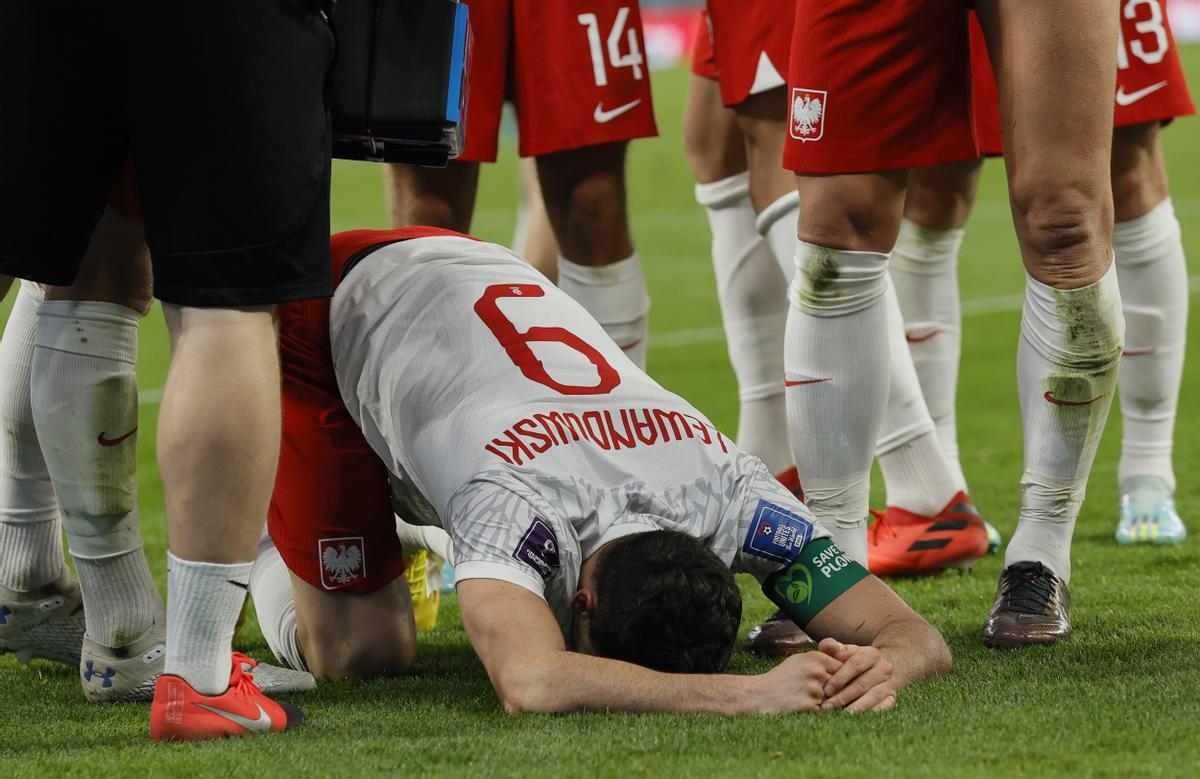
[[384, 162, 480, 232], [976, 0, 1121, 644], [889, 159, 984, 489], [684, 73, 791, 477], [1110, 122, 1188, 543], [292, 573, 415, 680], [514, 157, 559, 282], [538, 143, 650, 367]]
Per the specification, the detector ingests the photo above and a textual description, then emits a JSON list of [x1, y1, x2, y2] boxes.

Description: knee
[[301, 625, 416, 681], [1009, 177, 1112, 285]]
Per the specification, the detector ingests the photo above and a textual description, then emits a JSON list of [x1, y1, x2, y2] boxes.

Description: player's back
[[328, 232, 735, 518]]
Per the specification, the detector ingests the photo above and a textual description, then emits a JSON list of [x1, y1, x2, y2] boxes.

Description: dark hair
[[588, 530, 742, 673]]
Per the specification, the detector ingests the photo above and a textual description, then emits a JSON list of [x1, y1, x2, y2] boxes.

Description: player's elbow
[[916, 620, 953, 680], [494, 663, 559, 715]]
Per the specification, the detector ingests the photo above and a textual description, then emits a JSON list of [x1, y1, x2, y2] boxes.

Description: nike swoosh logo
[[226, 579, 249, 591], [1122, 347, 1157, 357], [97, 427, 138, 447], [194, 702, 272, 733], [905, 329, 942, 344], [1115, 81, 1168, 106], [784, 377, 832, 387], [593, 99, 642, 124], [1043, 390, 1102, 407], [618, 338, 643, 351]]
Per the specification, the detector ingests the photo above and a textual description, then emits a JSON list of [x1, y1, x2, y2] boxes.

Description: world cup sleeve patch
[[512, 518, 561, 581], [742, 500, 815, 565]]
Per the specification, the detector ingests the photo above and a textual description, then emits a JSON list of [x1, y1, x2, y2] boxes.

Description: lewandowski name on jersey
[[484, 406, 731, 466]]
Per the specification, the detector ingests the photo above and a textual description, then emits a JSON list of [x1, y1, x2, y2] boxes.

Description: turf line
[[135, 274, 1200, 406]]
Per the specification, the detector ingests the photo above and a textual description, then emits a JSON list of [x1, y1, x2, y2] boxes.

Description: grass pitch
[[3, 53, 1200, 778]]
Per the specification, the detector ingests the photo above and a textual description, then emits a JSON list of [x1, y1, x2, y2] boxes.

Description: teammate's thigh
[[44, 205, 152, 313], [291, 572, 417, 680], [126, 0, 335, 307], [535, 143, 634, 265], [974, 0, 1119, 284], [0, 0, 125, 286], [683, 74, 747, 185], [1111, 122, 1170, 223], [385, 163, 481, 233], [904, 159, 985, 232], [511, 0, 657, 157], [733, 88, 794, 212], [795, 172, 908, 253]]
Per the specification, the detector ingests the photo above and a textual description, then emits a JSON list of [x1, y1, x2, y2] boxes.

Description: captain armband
[[762, 538, 869, 627]]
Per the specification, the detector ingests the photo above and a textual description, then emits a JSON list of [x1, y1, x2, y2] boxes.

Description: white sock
[[755, 190, 800, 282], [249, 532, 306, 671], [876, 278, 962, 514], [696, 174, 792, 474], [0, 282, 64, 592], [889, 218, 966, 487], [557, 254, 650, 369], [784, 240, 891, 566], [1113, 198, 1187, 494], [32, 300, 160, 646], [165, 551, 252, 694], [1005, 264, 1123, 582]]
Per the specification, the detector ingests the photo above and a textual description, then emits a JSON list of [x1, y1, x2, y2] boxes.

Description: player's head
[[572, 530, 742, 673]]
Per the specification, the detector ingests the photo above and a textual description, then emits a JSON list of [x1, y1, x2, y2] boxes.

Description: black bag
[[329, 0, 470, 166]]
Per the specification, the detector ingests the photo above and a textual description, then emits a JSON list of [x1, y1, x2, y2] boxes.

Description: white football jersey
[[330, 236, 831, 637]]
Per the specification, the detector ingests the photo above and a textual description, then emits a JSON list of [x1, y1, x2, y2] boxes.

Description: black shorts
[[0, 0, 335, 307]]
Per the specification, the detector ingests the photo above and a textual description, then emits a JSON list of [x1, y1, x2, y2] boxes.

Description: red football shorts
[[456, 0, 658, 162], [269, 241, 409, 594], [690, 11, 718, 81], [705, 0, 793, 108], [971, 1, 1196, 156], [783, 0, 977, 174]]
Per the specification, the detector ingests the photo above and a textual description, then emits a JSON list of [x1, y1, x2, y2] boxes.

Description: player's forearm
[[872, 618, 952, 688], [495, 651, 754, 715]]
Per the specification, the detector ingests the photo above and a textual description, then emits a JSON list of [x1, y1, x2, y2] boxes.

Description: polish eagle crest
[[322, 542, 363, 584], [790, 88, 827, 142]]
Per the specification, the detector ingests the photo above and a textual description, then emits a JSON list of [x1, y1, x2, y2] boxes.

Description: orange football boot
[[150, 653, 304, 742], [868, 492, 989, 577]]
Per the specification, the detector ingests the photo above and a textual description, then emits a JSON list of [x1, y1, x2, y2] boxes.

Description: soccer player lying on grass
[[249, 227, 952, 713]]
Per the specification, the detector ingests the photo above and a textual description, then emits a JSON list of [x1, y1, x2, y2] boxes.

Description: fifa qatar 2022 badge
[[789, 87, 826, 142], [319, 536, 366, 590], [513, 518, 561, 581], [742, 500, 815, 565]]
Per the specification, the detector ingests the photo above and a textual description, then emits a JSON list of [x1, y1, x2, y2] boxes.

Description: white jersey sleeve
[[727, 458, 834, 583], [445, 475, 583, 638]]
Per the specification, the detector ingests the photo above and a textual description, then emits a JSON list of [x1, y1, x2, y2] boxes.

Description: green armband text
[[762, 538, 870, 627]]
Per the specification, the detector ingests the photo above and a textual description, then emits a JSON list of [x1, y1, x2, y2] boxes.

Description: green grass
[[3, 52, 1200, 777]]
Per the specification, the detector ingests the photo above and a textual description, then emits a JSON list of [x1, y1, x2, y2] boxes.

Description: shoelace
[[1000, 563, 1058, 614], [231, 651, 257, 681]]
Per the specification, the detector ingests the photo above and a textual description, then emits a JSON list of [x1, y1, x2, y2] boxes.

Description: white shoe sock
[[557, 254, 650, 369], [876, 278, 962, 514], [249, 532, 306, 672], [784, 240, 891, 566], [755, 190, 800, 283], [0, 282, 64, 592], [1113, 198, 1187, 494], [32, 300, 160, 646], [165, 551, 252, 694], [1005, 264, 1123, 582], [889, 218, 966, 487], [696, 174, 792, 474]]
